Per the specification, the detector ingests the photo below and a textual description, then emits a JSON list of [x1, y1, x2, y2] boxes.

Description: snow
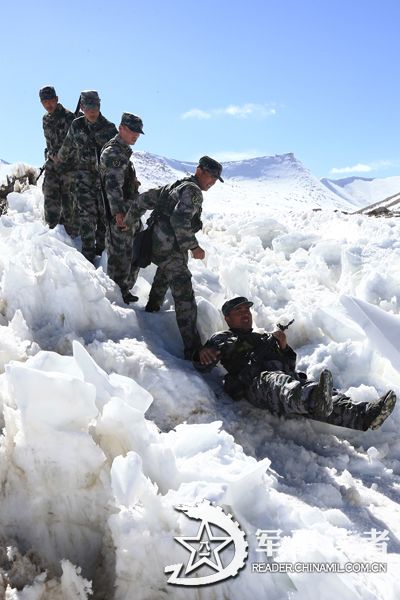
[[0, 156, 399, 598], [0, 163, 37, 187], [321, 175, 400, 209]]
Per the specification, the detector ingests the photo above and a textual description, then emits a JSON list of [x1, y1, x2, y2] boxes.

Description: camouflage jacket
[[99, 134, 140, 215], [58, 114, 117, 173], [193, 328, 297, 398], [42, 103, 75, 170], [125, 176, 204, 262]]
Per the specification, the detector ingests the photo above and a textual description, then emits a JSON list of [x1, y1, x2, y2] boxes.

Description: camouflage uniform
[[42, 103, 78, 235], [127, 176, 204, 355], [58, 113, 117, 262], [193, 328, 387, 430], [99, 133, 141, 295]]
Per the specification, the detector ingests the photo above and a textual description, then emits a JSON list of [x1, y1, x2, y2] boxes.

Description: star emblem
[[175, 520, 233, 575]]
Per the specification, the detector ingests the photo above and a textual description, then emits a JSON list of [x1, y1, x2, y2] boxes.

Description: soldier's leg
[[106, 221, 134, 293], [42, 166, 62, 228], [127, 264, 140, 291], [126, 229, 140, 291], [76, 174, 98, 263], [95, 182, 106, 255], [246, 371, 312, 416], [60, 171, 77, 237], [246, 369, 334, 418], [317, 390, 396, 431], [69, 174, 80, 238], [162, 257, 201, 355], [146, 266, 169, 311]]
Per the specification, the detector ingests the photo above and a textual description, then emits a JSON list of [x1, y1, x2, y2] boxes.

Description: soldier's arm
[[66, 112, 75, 130], [123, 187, 161, 229], [266, 333, 297, 368], [192, 341, 220, 372], [192, 332, 231, 372], [100, 149, 127, 215], [98, 123, 118, 149], [57, 123, 76, 163], [170, 185, 201, 252], [42, 117, 52, 158]]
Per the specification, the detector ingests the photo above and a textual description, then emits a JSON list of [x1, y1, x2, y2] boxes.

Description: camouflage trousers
[[43, 165, 78, 236], [246, 370, 376, 430], [148, 254, 202, 353], [106, 221, 139, 294], [75, 171, 106, 263]]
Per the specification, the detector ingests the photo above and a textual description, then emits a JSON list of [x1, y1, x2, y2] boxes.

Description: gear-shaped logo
[[165, 500, 248, 586]]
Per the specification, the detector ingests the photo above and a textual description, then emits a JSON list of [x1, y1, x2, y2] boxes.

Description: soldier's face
[[120, 125, 141, 146], [196, 167, 218, 191], [225, 305, 253, 331], [41, 98, 58, 113], [82, 106, 100, 123]]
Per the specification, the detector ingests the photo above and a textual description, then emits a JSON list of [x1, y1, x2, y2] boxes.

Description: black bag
[[132, 223, 154, 268]]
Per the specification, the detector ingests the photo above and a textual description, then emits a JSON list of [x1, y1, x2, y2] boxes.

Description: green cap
[[121, 112, 145, 134], [199, 156, 224, 182], [39, 86, 57, 100], [221, 296, 253, 316], [80, 90, 100, 108]]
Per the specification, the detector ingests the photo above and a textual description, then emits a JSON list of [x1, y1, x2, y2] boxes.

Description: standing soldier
[[100, 113, 144, 304], [57, 90, 117, 264], [125, 156, 224, 358], [39, 86, 77, 236]]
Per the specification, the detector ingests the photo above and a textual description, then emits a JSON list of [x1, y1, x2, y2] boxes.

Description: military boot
[[145, 300, 161, 313], [122, 290, 139, 304], [367, 391, 396, 430], [309, 369, 334, 418]]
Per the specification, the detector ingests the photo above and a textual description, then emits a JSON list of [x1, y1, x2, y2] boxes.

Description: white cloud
[[181, 108, 211, 120], [330, 163, 373, 174], [330, 159, 397, 175], [218, 103, 277, 118], [181, 103, 276, 120]]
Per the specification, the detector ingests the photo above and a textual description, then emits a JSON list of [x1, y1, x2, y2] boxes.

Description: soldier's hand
[[199, 347, 220, 365], [191, 246, 205, 260], [272, 330, 287, 350], [115, 213, 128, 230], [52, 155, 61, 165]]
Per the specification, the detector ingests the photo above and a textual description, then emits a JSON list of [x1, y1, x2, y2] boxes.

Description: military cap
[[80, 90, 100, 108], [198, 155, 224, 182], [222, 296, 253, 316], [39, 86, 57, 101], [121, 113, 145, 134]]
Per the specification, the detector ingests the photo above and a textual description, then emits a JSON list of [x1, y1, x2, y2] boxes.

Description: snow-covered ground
[[321, 175, 400, 209], [0, 156, 399, 599]]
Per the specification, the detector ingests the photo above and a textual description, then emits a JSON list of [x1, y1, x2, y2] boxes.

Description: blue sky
[[1, 0, 399, 179]]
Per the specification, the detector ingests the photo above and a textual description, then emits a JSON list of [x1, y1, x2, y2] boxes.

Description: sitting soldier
[[193, 296, 396, 431]]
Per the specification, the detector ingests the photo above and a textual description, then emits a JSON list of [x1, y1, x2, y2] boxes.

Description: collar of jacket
[[229, 327, 254, 335], [85, 113, 105, 129], [115, 134, 133, 154]]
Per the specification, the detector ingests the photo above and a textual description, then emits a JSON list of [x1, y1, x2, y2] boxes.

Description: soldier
[[100, 113, 144, 304], [193, 297, 397, 431], [39, 86, 77, 236], [57, 90, 117, 263], [125, 156, 224, 358]]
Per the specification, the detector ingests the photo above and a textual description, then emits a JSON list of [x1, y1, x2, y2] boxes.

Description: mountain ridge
[[1, 152, 399, 210]]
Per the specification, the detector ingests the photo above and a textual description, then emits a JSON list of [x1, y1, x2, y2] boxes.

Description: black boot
[[122, 290, 139, 304], [145, 301, 160, 313], [309, 369, 334, 418], [366, 391, 396, 430]]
